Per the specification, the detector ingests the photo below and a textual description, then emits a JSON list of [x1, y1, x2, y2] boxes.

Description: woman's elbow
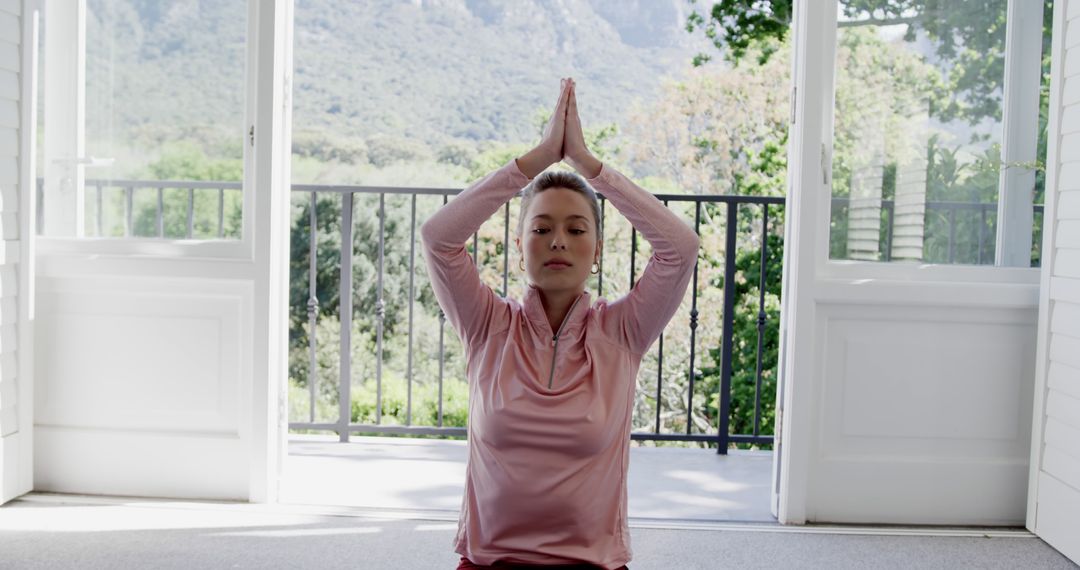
[[419, 220, 439, 250], [680, 231, 701, 264]]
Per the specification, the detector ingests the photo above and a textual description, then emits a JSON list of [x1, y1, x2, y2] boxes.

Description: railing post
[[884, 201, 894, 262], [754, 204, 770, 437], [218, 188, 225, 238], [502, 201, 510, 297], [688, 202, 701, 438], [717, 202, 738, 454], [948, 207, 957, 263], [598, 198, 606, 297], [307, 191, 319, 424], [375, 193, 386, 425], [96, 183, 103, 237], [438, 194, 448, 427], [979, 205, 987, 265], [338, 192, 354, 442], [124, 186, 133, 237], [187, 188, 195, 238], [406, 194, 417, 425]]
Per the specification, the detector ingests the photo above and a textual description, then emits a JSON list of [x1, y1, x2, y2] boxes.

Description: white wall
[[1028, 0, 1080, 562], [33, 272, 253, 500]]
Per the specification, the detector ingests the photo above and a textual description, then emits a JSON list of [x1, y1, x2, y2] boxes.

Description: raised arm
[[589, 165, 700, 355], [420, 79, 572, 351], [420, 162, 529, 352], [564, 79, 700, 355]]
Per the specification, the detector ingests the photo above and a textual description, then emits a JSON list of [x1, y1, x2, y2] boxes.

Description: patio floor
[[280, 434, 777, 523]]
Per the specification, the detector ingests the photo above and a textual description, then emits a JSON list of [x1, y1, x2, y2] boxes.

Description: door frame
[[241, 0, 293, 503]]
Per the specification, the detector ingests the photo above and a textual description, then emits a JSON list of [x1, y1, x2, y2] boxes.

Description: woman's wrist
[[516, 145, 559, 179], [568, 152, 602, 179]]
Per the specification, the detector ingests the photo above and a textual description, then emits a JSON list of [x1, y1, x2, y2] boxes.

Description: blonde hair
[[516, 170, 603, 242]]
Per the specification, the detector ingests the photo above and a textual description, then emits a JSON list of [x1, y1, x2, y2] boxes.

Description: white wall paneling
[[810, 302, 1036, 525], [33, 275, 252, 499]]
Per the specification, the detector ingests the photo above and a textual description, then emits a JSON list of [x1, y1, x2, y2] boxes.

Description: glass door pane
[[827, 0, 1046, 266], [81, 0, 247, 239]]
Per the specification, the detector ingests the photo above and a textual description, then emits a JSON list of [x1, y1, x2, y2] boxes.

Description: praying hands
[[516, 78, 603, 180]]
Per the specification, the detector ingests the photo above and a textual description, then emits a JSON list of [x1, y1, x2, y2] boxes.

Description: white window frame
[[35, 0, 285, 262], [817, 0, 1046, 287]]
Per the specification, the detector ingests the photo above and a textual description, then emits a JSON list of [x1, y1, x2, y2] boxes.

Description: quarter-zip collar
[[523, 284, 590, 342], [522, 284, 590, 390]]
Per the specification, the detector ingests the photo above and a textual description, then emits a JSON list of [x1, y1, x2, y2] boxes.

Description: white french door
[[28, 0, 292, 503], [775, 0, 1044, 525]]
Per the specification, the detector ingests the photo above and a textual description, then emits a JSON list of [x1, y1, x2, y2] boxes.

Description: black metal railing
[[284, 183, 783, 453]]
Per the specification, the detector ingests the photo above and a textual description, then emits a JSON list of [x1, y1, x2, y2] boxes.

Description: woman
[[420, 78, 700, 569]]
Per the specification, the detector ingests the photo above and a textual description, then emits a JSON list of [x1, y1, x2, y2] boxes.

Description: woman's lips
[[545, 262, 570, 269]]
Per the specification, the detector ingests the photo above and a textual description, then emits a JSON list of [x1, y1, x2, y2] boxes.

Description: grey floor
[[0, 494, 1074, 569], [1, 436, 1074, 569]]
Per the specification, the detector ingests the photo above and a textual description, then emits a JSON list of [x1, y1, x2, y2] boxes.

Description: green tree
[[110, 140, 242, 239]]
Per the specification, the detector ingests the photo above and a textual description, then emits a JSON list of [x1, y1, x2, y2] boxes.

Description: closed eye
[[533, 229, 586, 234]]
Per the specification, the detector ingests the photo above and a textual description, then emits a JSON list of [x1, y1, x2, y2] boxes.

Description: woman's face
[[516, 187, 602, 294]]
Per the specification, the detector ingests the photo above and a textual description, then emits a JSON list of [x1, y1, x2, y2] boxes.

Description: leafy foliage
[[685, 0, 1054, 127]]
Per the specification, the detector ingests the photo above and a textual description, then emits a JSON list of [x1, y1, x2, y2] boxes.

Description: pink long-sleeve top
[[420, 158, 700, 569]]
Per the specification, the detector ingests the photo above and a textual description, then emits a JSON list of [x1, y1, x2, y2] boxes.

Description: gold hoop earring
[[519, 258, 525, 272], [591, 262, 599, 275]]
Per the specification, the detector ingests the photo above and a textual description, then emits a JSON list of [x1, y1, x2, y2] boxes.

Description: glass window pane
[[83, 0, 246, 239], [828, 0, 1046, 266]]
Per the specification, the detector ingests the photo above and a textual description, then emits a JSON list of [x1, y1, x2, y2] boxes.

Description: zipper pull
[[551, 334, 557, 347]]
